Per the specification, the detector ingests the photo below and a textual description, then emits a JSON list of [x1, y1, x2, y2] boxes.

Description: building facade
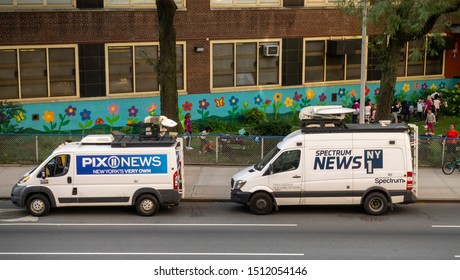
[[1, 0, 459, 133]]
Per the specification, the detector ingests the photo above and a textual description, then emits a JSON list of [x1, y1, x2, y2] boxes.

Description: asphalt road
[[0, 201, 459, 260]]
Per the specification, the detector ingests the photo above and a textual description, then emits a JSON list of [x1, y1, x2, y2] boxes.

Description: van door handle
[[293, 175, 301, 178]]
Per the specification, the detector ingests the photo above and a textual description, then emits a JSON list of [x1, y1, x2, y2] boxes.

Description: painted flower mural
[[106, 103, 120, 131], [319, 93, 327, 104], [147, 102, 158, 116], [254, 95, 263, 105], [179, 101, 192, 131], [42, 111, 56, 132], [127, 105, 139, 125], [182, 101, 192, 112], [197, 99, 210, 120], [272, 92, 283, 120], [58, 105, 77, 132], [78, 109, 92, 134], [228, 96, 239, 121]]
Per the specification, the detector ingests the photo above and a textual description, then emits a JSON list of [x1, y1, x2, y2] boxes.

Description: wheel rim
[[30, 199, 45, 214], [255, 199, 267, 210], [141, 199, 154, 212], [369, 198, 383, 212]]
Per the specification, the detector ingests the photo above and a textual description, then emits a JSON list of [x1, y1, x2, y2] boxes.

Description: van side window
[[39, 154, 71, 178], [272, 150, 301, 174]]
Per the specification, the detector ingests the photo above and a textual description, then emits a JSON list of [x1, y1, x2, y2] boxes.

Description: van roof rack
[[110, 134, 177, 148]]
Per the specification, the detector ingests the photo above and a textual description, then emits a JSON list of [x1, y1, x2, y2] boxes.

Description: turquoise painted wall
[[12, 79, 453, 134]]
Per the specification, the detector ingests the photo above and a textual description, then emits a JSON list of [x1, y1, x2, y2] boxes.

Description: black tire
[[26, 194, 50, 217], [363, 192, 388, 216], [248, 192, 273, 215], [442, 161, 455, 175], [135, 195, 159, 216]]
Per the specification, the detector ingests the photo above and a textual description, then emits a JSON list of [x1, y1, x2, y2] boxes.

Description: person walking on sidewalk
[[184, 113, 193, 150]]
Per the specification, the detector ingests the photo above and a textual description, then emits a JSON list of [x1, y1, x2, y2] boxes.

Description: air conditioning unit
[[263, 45, 279, 56]]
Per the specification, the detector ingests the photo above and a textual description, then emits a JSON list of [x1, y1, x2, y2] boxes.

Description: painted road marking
[[0, 252, 304, 256], [431, 225, 460, 228], [0, 223, 297, 227]]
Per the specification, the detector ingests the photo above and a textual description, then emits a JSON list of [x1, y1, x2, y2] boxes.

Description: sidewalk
[[0, 165, 459, 202]]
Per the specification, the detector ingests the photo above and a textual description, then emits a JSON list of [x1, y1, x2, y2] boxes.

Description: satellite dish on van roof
[[299, 106, 354, 120]]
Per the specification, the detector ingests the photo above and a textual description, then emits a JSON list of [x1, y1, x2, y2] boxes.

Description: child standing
[[184, 113, 193, 150], [425, 109, 436, 136], [416, 99, 424, 121], [199, 126, 212, 154]]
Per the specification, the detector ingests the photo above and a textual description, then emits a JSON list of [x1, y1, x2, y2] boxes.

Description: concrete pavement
[[0, 164, 459, 202]]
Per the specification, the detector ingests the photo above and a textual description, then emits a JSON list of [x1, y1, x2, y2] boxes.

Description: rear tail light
[[173, 171, 178, 190], [407, 171, 413, 191]]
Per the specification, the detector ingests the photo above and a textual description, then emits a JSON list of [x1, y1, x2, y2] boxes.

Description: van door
[[39, 154, 76, 206], [302, 135, 354, 205], [268, 149, 302, 205]]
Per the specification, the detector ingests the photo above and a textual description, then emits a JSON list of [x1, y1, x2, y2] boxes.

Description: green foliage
[[197, 119, 240, 134], [244, 107, 267, 125], [0, 100, 26, 134], [253, 120, 292, 136], [441, 85, 460, 116]]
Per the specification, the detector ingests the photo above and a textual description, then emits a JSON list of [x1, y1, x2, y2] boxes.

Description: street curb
[[2, 197, 460, 203]]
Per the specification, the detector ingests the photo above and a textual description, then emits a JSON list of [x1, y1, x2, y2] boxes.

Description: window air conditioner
[[263, 45, 279, 56]]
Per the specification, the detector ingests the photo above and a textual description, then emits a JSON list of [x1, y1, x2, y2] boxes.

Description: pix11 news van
[[11, 116, 184, 217], [231, 106, 419, 216]]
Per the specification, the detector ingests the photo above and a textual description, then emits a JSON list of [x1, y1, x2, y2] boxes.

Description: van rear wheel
[[135, 195, 159, 216], [26, 194, 50, 217], [363, 192, 388, 216], [249, 192, 273, 215]]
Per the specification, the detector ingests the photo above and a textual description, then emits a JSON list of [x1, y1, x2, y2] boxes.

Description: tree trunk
[[157, 0, 179, 131], [376, 39, 403, 121]]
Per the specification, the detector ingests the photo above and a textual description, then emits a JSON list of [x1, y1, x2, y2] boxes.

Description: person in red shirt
[[445, 124, 459, 157]]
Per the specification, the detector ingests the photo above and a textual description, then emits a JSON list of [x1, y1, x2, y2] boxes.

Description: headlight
[[18, 175, 30, 184], [233, 180, 246, 190]]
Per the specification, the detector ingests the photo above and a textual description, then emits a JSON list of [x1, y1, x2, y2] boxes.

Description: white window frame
[[211, 0, 281, 8], [0, 44, 79, 101], [0, 0, 76, 8], [105, 42, 187, 97], [105, 0, 185, 8], [210, 39, 282, 92]]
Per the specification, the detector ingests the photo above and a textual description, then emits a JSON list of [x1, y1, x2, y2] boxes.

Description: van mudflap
[[403, 191, 417, 204]]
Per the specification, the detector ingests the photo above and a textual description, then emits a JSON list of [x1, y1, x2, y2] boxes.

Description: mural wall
[[11, 79, 454, 134]]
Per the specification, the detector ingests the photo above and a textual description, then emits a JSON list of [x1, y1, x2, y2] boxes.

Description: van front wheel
[[363, 192, 388, 216], [26, 194, 50, 217], [249, 192, 273, 215], [135, 195, 159, 216]]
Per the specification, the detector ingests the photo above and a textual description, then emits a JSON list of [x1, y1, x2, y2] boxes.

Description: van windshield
[[254, 147, 280, 171]]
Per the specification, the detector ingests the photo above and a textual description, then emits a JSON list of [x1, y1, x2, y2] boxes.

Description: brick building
[[1, 0, 459, 132]]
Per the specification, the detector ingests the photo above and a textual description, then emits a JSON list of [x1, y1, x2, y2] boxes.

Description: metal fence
[[0, 133, 455, 167]]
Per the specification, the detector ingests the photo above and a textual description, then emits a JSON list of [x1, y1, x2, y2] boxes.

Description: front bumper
[[230, 189, 251, 205], [10, 184, 26, 207]]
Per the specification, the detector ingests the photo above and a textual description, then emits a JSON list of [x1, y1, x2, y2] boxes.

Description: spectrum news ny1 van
[[231, 106, 419, 216], [11, 116, 184, 217]]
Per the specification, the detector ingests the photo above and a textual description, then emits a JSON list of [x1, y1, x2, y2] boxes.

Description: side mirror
[[41, 170, 46, 179]]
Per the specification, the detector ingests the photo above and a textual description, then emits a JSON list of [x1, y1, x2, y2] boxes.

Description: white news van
[[11, 116, 184, 217], [231, 106, 418, 215]]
